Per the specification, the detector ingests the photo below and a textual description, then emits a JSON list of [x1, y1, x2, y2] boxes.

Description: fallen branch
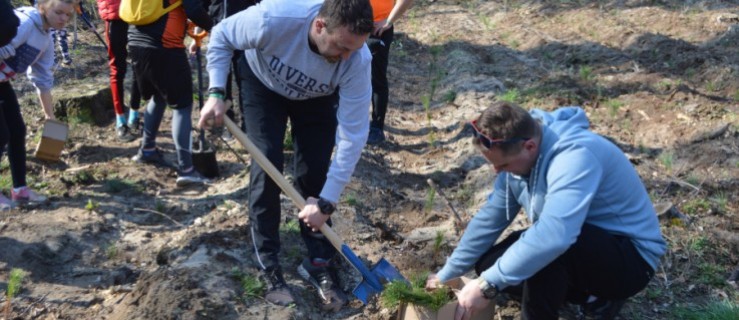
[[427, 179, 465, 234], [133, 208, 185, 227]]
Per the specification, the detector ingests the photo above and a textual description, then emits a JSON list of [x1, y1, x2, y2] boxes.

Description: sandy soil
[[1, 0, 738, 319]]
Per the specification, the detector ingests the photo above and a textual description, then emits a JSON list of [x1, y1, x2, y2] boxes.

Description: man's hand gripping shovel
[[220, 114, 407, 303]]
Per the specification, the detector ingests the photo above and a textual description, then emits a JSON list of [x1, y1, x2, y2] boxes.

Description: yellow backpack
[[119, 0, 183, 26]]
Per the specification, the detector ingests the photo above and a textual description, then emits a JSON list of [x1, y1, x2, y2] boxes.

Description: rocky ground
[[1, 0, 738, 319]]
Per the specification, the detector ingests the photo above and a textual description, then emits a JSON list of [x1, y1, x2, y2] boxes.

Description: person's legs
[[0, 83, 11, 209], [0, 83, 26, 189], [289, 93, 346, 310], [56, 28, 71, 64], [238, 58, 294, 305], [289, 94, 338, 261], [239, 59, 289, 270], [105, 19, 136, 140], [474, 225, 654, 320], [0, 83, 45, 204], [366, 27, 394, 144]]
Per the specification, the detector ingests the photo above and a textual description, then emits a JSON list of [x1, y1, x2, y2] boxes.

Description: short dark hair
[[472, 101, 541, 154], [318, 0, 374, 35]]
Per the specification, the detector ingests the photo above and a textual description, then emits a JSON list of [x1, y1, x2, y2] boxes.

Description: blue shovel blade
[[351, 258, 408, 304]]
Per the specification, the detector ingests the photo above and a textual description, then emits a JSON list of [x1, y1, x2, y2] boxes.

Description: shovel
[[223, 116, 406, 304], [188, 24, 219, 178]]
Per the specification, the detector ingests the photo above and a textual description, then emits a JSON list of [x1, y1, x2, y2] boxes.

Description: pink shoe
[[11, 187, 47, 204], [0, 193, 12, 210]]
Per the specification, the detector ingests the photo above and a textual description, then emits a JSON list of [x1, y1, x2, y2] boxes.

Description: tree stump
[[54, 83, 114, 126]]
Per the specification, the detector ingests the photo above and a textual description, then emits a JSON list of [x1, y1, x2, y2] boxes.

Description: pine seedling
[[380, 273, 452, 311], [5, 268, 26, 320]]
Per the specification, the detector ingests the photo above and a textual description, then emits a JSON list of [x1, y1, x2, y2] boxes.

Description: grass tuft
[[231, 268, 265, 301], [671, 299, 739, 320]]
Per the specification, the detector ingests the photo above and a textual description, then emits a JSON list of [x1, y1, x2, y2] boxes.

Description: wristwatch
[[477, 277, 498, 300], [208, 87, 225, 95], [317, 197, 336, 215]]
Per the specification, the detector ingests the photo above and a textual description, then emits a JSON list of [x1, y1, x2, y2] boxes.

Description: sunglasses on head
[[470, 120, 530, 149]]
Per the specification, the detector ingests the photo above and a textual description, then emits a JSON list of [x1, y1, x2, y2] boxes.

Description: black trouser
[[224, 50, 244, 130], [105, 19, 140, 116], [474, 224, 655, 320], [238, 58, 338, 271], [0, 82, 27, 188], [367, 26, 394, 130]]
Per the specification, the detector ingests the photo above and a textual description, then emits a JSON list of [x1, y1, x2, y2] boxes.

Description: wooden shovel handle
[[223, 116, 345, 251]]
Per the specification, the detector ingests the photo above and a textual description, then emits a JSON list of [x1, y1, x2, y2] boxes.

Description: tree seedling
[[380, 272, 452, 311], [4, 268, 25, 320], [85, 199, 99, 212]]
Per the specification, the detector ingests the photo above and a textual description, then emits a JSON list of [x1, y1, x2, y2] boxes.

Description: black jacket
[[204, 0, 259, 24], [0, 0, 20, 47]]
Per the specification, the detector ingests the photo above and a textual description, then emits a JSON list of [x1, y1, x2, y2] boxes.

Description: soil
[[1, 1, 738, 319]]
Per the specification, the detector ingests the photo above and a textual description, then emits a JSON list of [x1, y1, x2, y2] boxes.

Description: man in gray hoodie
[[427, 102, 666, 320], [198, 0, 374, 311]]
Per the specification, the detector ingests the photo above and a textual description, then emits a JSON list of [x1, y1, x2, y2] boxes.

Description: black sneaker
[[366, 126, 385, 145], [297, 258, 347, 311], [261, 267, 295, 306], [176, 169, 211, 187], [128, 116, 141, 132], [580, 298, 626, 320], [116, 125, 136, 142], [132, 149, 174, 168]]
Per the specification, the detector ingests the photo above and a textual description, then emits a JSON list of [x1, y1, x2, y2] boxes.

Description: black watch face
[[318, 199, 334, 214]]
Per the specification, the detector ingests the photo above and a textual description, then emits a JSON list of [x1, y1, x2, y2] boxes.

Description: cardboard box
[[34, 119, 68, 162], [397, 277, 496, 320]]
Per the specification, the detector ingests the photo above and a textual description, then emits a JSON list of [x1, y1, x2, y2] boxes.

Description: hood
[[530, 106, 589, 137], [16, 7, 47, 33]]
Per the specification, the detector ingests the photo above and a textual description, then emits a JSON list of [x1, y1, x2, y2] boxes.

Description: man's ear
[[524, 139, 538, 152], [314, 18, 326, 33]]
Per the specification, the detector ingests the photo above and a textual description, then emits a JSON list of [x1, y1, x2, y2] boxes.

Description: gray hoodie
[[206, 0, 372, 203]]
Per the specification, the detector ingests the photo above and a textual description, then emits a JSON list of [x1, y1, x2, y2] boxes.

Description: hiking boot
[[132, 149, 174, 168], [580, 298, 626, 320], [261, 267, 295, 306], [366, 126, 385, 145], [11, 187, 48, 204], [176, 169, 211, 187], [116, 125, 136, 142], [297, 258, 347, 311], [0, 193, 13, 210]]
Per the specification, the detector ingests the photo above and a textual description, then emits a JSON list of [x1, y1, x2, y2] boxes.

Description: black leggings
[[0, 82, 27, 188], [367, 26, 394, 130], [475, 224, 655, 320]]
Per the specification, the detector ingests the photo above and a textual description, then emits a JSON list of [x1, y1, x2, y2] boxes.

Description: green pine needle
[[380, 274, 453, 311], [7, 268, 25, 298]]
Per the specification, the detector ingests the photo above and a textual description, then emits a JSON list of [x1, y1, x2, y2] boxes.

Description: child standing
[[0, 0, 78, 209]]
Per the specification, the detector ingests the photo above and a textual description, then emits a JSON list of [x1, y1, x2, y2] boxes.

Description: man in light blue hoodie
[[426, 102, 666, 320]]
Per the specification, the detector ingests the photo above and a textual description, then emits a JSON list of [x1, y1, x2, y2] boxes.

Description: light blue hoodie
[[0, 7, 55, 92], [437, 107, 666, 291]]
